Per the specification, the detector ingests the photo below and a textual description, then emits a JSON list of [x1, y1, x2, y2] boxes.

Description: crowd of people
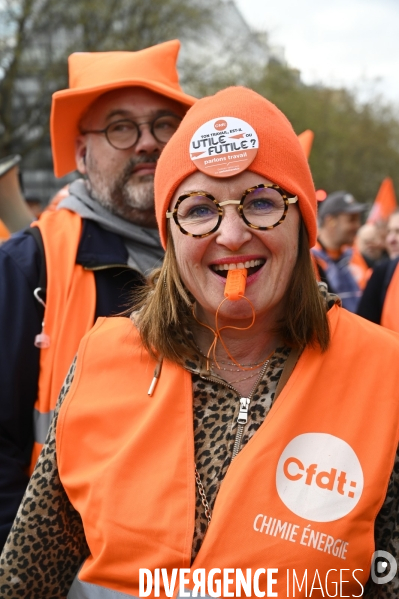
[[310, 191, 399, 325], [0, 39, 398, 599]]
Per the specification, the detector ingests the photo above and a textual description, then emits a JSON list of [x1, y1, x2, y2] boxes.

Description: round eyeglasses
[[80, 114, 182, 150], [166, 184, 298, 237]]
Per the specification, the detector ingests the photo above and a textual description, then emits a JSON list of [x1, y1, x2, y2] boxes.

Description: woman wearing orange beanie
[[1, 87, 399, 598]]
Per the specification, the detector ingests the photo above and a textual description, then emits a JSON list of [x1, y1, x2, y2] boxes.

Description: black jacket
[[0, 219, 146, 549], [356, 257, 399, 324]]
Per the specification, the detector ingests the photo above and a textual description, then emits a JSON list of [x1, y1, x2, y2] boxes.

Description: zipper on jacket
[[231, 362, 269, 460], [200, 361, 269, 462]]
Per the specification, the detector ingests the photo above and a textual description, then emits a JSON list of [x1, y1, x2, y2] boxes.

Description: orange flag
[[367, 177, 397, 223], [298, 130, 314, 159]]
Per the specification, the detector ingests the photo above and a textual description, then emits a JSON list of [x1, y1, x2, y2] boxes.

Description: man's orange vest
[[29, 209, 96, 472], [381, 262, 399, 333], [57, 308, 399, 598], [349, 246, 372, 290]]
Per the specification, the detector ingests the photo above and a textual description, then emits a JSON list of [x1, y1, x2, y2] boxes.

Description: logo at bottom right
[[371, 550, 397, 584]]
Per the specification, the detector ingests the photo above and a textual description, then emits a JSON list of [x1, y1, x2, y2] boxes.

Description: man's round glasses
[[166, 184, 298, 237], [80, 114, 182, 150]]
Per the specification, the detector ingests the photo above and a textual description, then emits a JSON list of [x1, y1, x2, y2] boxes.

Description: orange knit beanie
[[155, 86, 316, 248]]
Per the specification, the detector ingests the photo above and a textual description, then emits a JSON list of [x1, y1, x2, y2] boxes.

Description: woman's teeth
[[212, 259, 264, 272]]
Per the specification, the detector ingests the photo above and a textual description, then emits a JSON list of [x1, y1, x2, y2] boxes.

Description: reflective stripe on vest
[[67, 575, 207, 598], [68, 573, 232, 598], [30, 209, 96, 473], [381, 262, 399, 333], [68, 574, 139, 598], [57, 310, 399, 598], [33, 407, 54, 444]]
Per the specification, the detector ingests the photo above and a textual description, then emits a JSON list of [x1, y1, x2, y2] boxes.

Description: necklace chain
[[192, 338, 269, 372], [194, 340, 273, 372], [210, 357, 265, 368], [210, 361, 264, 373], [194, 466, 212, 524], [210, 360, 269, 384]]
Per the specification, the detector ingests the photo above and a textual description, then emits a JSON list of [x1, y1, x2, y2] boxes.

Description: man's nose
[[133, 124, 161, 154], [215, 206, 252, 250]]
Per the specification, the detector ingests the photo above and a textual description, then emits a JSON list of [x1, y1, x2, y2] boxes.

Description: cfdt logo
[[214, 119, 227, 130], [276, 433, 364, 522], [371, 551, 397, 584]]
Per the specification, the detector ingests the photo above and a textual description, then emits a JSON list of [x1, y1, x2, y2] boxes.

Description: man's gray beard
[[86, 156, 157, 227]]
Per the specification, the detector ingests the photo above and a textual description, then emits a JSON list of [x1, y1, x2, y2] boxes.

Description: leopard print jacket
[[1, 303, 399, 597]]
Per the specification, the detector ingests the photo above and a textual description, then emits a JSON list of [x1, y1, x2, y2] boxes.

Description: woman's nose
[[215, 206, 252, 250]]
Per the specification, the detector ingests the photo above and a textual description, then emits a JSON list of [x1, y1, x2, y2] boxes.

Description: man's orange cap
[[50, 40, 196, 178], [155, 86, 317, 247]]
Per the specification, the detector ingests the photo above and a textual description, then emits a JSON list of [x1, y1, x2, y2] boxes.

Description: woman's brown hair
[[133, 220, 330, 364]]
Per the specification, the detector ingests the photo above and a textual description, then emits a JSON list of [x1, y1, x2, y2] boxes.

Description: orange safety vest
[[29, 209, 96, 472], [381, 262, 399, 333], [57, 308, 399, 598]]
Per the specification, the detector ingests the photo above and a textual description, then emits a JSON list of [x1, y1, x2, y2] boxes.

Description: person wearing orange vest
[[2, 87, 399, 598], [0, 41, 196, 550]]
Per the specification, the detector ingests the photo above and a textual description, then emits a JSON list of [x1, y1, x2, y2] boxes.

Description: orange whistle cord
[[192, 268, 273, 372], [213, 295, 257, 370]]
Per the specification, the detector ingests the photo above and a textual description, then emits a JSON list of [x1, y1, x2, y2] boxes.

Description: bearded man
[[0, 40, 195, 550]]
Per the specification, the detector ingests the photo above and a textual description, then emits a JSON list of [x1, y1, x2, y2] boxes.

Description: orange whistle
[[224, 268, 247, 301]]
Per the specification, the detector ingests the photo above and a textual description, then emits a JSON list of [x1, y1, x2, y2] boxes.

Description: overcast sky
[[235, 0, 399, 109]]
